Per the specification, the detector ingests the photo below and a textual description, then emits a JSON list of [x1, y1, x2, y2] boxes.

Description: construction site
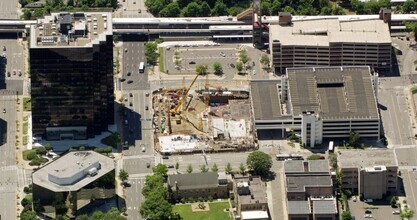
[[151, 74, 256, 154]]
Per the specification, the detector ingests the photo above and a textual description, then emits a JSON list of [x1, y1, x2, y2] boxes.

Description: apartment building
[[269, 16, 391, 72], [251, 66, 380, 148], [338, 149, 398, 199], [30, 12, 114, 140], [234, 176, 269, 220], [284, 160, 338, 220]]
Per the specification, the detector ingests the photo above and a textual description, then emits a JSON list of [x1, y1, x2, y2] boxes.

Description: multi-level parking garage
[[1, 12, 417, 35]]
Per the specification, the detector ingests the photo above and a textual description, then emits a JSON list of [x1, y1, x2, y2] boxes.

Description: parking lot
[[348, 198, 401, 220], [163, 43, 265, 78]]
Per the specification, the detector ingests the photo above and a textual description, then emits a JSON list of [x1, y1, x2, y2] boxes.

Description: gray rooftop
[[286, 175, 332, 192], [338, 148, 397, 168], [284, 160, 330, 174], [312, 199, 338, 214], [270, 18, 391, 46], [251, 80, 282, 121], [235, 176, 268, 206], [287, 66, 379, 120], [288, 201, 311, 215], [31, 12, 112, 48], [168, 172, 219, 191], [32, 151, 115, 192]]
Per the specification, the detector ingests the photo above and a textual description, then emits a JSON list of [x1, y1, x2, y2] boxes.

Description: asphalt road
[[124, 177, 146, 218], [115, 0, 153, 18], [378, 77, 414, 146], [401, 170, 417, 220], [0, 93, 17, 220], [0, 39, 25, 94], [121, 41, 149, 91], [0, 0, 19, 19]]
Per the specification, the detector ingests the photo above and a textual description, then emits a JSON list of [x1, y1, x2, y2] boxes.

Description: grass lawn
[[173, 201, 231, 220], [159, 47, 165, 73], [23, 97, 31, 111], [23, 122, 28, 135], [22, 149, 36, 161], [23, 136, 28, 145]]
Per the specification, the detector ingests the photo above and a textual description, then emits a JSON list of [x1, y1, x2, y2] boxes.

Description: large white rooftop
[[270, 18, 391, 46], [32, 151, 114, 192]]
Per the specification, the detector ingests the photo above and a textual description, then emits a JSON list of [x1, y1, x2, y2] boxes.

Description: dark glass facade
[[30, 35, 114, 140]]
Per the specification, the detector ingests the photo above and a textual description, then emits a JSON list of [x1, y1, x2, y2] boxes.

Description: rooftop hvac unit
[[88, 167, 98, 176]]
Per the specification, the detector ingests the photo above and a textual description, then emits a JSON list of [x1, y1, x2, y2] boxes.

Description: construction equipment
[[170, 72, 201, 115]]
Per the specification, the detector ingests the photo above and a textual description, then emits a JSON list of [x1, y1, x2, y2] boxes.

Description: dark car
[[146, 162, 150, 168], [120, 78, 126, 82], [127, 80, 133, 84], [129, 93, 133, 97], [229, 63, 235, 68], [162, 155, 169, 159], [127, 72, 131, 76], [145, 106, 149, 110], [189, 61, 196, 64], [167, 165, 174, 168], [129, 102, 133, 107]]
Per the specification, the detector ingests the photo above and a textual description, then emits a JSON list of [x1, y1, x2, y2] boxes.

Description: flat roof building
[[338, 149, 398, 199], [30, 12, 114, 140], [234, 176, 269, 220], [284, 160, 338, 220], [251, 66, 380, 148], [32, 151, 116, 217], [269, 18, 391, 72]]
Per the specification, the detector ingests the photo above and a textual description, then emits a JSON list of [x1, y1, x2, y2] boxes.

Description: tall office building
[[30, 12, 114, 140]]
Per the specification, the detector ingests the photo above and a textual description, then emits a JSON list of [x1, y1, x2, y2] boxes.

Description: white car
[[364, 214, 373, 218], [393, 210, 400, 214], [364, 199, 373, 203], [220, 52, 226, 57]]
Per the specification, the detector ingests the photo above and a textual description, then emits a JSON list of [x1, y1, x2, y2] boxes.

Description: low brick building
[[234, 176, 269, 220]]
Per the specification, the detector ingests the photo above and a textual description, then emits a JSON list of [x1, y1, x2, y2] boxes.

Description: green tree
[[67, 0, 74, 6], [152, 163, 168, 176], [225, 162, 232, 174], [246, 151, 272, 176], [20, 210, 38, 220], [175, 162, 179, 172], [212, 62, 223, 75], [333, 6, 345, 15], [159, 2, 181, 17], [236, 62, 243, 73], [307, 154, 322, 160], [22, 9, 32, 20], [239, 162, 246, 175], [200, 165, 209, 172], [44, 144, 52, 151], [211, 0, 228, 16], [270, 0, 282, 15], [239, 49, 250, 65], [228, 6, 245, 16], [348, 131, 360, 147], [211, 163, 219, 172], [142, 174, 165, 197], [260, 1, 270, 16], [260, 54, 270, 68], [118, 169, 129, 183], [341, 210, 352, 220], [320, 6, 332, 15], [19, 0, 29, 7], [282, 6, 296, 14], [401, 208, 414, 219], [181, 2, 201, 17], [186, 164, 193, 173], [406, 22, 417, 40], [328, 154, 337, 170], [336, 168, 343, 192], [145, 42, 158, 65], [391, 196, 398, 207], [196, 64, 208, 75], [402, 0, 416, 13], [145, 0, 170, 15], [35, 146, 47, 155], [140, 190, 173, 220], [200, 2, 211, 16]]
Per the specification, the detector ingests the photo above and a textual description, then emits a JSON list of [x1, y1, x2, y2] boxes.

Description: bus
[[328, 141, 334, 153], [276, 154, 303, 161], [139, 62, 145, 73]]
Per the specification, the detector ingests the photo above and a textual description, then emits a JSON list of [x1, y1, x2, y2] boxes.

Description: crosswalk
[[0, 165, 17, 171]]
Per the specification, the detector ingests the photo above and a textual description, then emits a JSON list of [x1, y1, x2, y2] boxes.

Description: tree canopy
[[118, 169, 129, 183], [212, 62, 223, 75], [196, 64, 208, 75], [152, 163, 168, 176], [246, 151, 272, 176]]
